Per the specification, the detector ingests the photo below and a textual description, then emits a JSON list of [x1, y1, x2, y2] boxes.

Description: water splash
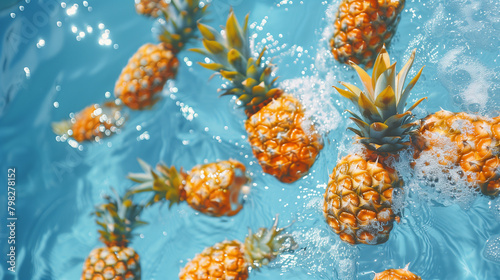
[[394, 146, 480, 210]]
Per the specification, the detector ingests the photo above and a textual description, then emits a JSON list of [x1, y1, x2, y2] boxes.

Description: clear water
[[1, 0, 500, 279]]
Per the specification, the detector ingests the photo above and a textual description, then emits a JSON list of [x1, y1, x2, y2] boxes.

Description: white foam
[[285, 227, 357, 280], [438, 48, 494, 111], [281, 76, 341, 135], [393, 144, 480, 210]]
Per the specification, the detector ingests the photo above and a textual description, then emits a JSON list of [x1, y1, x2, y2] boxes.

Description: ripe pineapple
[[52, 102, 125, 142], [179, 216, 297, 279], [413, 110, 500, 197], [127, 158, 248, 216], [82, 192, 146, 280], [115, 0, 207, 110], [330, 0, 405, 68], [192, 12, 323, 183], [114, 43, 179, 110], [374, 267, 421, 280], [324, 46, 425, 244], [135, 0, 168, 18]]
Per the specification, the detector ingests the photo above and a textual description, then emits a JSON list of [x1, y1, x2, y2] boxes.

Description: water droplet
[[24, 67, 30, 78], [36, 39, 45, 48]]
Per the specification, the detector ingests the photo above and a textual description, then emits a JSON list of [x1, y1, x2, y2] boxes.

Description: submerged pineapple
[[192, 12, 323, 183], [179, 216, 297, 279], [127, 158, 248, 216], [413, 111, 500, 197], [114, 43, 179, 110], [324, 46, 425, 244], [135, 0, 168, 18], [374, 267, 421, 280], [82, 192, 146, 280], [330, 0, 405, 68], [52, 102, 125, 142], [115, 0, 207, 110]]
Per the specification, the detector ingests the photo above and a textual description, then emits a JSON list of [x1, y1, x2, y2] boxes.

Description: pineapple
[[192, 12, 323, 183], [323, 46, 425, 244], [127, 158, 248, 217], [135, 0, 168, 18], [114, 43, 179, 110], [115, 0, 207, 110], [82, 191, 146, 280], [179, 216, 297, 279], [330, 0, 405, 68], [412, 111, 500, 197], [52, 102, 125, 143], [374, 267, 421, 280]]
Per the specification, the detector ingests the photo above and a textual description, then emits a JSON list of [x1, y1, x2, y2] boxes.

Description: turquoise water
[[1, 0, 500, 279]]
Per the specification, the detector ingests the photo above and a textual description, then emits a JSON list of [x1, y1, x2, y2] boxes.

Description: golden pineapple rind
[[81, 246, 141, 280], [179, 240, 249, 280], [374, 268, 422, 280], [245, 94, 324, 183], [183, 160, 248, 216], [115, 43, 179, 110], [135, 0, 168, 18], [57, 103, 124, 143], [414, 109, 500, 197], [330, 0, 405, 67], [324, 154, 401, 245]]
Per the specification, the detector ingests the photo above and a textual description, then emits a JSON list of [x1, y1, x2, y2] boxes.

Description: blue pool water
[[1, 0, 500, 279]]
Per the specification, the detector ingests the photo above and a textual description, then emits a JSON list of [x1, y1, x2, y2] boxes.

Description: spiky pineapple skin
[[179, 240, 249, 280], [81, 246, 140, 280], [324, 154, 401, 245], [70, 104, 119, 142], [135, 0, 168, 18], [245, 94, 323, 183], [413, 110, 500, 196], [115, 43, 179, 110], [183, 160, 247, 216], [330, 0, 405, 68], [374, 268, 421, 280]]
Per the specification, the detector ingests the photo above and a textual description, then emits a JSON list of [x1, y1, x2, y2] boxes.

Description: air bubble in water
[[490, 198, 500, 222], [484, 234, 500, 264]]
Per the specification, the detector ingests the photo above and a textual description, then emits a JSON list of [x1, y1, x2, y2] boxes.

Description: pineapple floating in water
[[179, 216, 297, 279], [82, 192, 146, 280], [127, 158, 248, 216], [374, 266, 421, 280], [324, 46, 425, 244], [192, 12, 323, 183], [135, 0, 168, 18], [330, 0, 405, 68], [52, 102, 125, 142], [115, 0, 207, 109], [413, 111, 500, 197]]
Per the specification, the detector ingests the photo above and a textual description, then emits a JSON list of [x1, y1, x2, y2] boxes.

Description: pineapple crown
[[94, 189, 147, 247], [243, 215, 297, 269], [191, 11, 282, 116], [127, 158, 184, 208], [335, 45, 426, 153], [158, 0, 208, 53]]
